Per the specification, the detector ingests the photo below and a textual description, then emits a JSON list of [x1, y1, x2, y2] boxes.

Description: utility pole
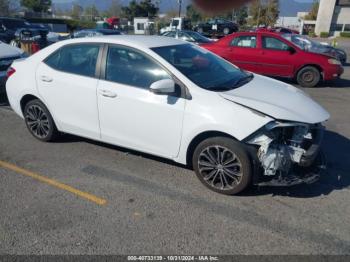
[[178, 0, 182, 17]]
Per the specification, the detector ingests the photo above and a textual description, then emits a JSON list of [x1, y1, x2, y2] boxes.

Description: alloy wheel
[[198, 145, 243, 191], [25, 104, 51, 139]]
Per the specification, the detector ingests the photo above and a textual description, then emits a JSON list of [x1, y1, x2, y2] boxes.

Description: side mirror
[[150, 79, 175, 95], [287, 46, 296, 54]]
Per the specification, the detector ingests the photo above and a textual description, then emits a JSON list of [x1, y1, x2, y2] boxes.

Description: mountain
[[52, 0, 191, 13], [279, 0, 312, 16], [52, 0, 312, 17]]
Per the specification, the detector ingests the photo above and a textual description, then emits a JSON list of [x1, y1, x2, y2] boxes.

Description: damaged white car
[[6, 36, 329, 195]]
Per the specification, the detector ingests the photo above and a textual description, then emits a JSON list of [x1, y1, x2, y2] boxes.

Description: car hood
[[219, 74, 330, 124], [0, 42, 23, 59]]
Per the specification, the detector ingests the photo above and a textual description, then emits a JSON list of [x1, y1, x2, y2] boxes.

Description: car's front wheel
[[192, 137, 252, 195], [24, 99, 59, 142], [296, 66, 321, 87]]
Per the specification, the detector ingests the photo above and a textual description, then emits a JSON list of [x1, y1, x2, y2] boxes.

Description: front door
[[259, 35, 295, 77], [97, 45, 186, 158]]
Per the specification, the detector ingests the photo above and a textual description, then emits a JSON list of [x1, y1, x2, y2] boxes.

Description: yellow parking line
[[0, 160, 107, 206]]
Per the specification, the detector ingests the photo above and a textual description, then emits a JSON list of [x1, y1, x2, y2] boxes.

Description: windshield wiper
[[232, 73, 254, 88], [206, 73, 254, 91]]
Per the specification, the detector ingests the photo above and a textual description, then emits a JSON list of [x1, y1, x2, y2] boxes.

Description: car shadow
[[0, 93, 9, 107], [60, 130, 350, 198], [272, 76, 350, 89], [56, 134, 190, 169], [242, 130, 350, 198]]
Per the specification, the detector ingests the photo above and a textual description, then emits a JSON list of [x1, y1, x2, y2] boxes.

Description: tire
[[296, 66, 321, 88], [192, 137, 252, 195], [24, 99, 59, 142], [223, 27, 230, 35]]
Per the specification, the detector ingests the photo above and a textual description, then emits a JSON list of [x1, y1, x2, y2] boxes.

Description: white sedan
[[6, 36, 330, 195]]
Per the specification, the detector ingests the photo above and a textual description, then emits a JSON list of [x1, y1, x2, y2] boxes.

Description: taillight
[[6, 67, 16, 79], [31, 43, 40, 54]]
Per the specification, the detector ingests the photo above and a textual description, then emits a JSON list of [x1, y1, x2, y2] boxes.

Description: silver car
[[0, 41, 26, 93]]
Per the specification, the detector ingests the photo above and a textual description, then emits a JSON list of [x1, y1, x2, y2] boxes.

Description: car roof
[[0, 17, 26, 21], [63, 35, 186, 48]]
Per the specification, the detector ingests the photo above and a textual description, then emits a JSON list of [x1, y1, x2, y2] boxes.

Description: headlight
[[328, 58, 341, 65]]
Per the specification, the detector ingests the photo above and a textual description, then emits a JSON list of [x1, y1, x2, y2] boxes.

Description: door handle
[[40, 75, 53, 82], [99, 90, 117, 98]]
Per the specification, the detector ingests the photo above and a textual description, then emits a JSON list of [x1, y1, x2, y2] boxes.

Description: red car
[[201, 32, 344, 87]]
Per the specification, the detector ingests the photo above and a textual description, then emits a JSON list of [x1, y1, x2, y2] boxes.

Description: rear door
[[223, 34, 263, 73], [259, 35, 295, 77], [36, 43, 102, 139]]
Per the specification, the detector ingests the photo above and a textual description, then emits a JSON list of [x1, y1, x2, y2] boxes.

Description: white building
[[134, 17, 154, 35], [276, 17, 300, 29], [315, 0, 350, 36]]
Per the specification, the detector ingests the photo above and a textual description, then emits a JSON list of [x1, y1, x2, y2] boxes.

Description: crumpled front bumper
[[257, 152, 326, 187], [246, 122, 327, 187]]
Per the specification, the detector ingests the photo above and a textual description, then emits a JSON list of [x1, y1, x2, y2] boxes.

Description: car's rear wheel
[[24, 99, 59, 142], [296, 66, 321, 87], [223, 27, 230, 35], [192, 137, 252, 195]]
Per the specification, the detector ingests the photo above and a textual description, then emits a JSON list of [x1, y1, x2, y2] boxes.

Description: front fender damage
[[245, 121, 327, 187]]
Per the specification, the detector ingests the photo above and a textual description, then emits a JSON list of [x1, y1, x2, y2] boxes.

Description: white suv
[[6, 36, 330, 195]]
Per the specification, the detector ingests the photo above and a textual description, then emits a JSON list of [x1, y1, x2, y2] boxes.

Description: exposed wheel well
[[296, 64, 323, 80], [20, 94, 40, 113], [186, 131, 237, 167]]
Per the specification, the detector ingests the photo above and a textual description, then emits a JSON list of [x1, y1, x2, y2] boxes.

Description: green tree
[[20, 0, 51, 13], [234, 6, 248, 26], [0, 0, 11, 16], [121, 0, 158, 20], [186, 4, 203, 23], [248, 0, 266, 26], [248, 0, 278, 27], [71, 4, 83, 20], [265, 0, 279, 27], [102, 0, 121, 18], [84, 5, 99, 21], [304, 0, 319, 20]]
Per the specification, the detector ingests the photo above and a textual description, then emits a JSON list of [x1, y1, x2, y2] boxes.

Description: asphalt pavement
[[0, 44, 350, 255]]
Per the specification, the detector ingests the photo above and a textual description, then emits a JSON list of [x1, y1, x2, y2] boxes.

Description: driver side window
[[105, 45, 171, 89], [262, 36, 289, 51]]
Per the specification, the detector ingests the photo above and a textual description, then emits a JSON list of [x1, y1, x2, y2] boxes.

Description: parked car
[[201, 31, 344, 87], [0, 17, 48, 46], [282, 34, 347, 65], [161, 30, 214, 44], [256, 27, 300, 34], [6, 36, 330, 195], [0, 41, 26, 93], [73, 29, 121, 38], [194, 18, 238, 37]]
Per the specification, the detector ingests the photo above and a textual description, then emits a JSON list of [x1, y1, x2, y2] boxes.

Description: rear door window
[[231, 35, 257, 48], [45, 44, 100, 78]]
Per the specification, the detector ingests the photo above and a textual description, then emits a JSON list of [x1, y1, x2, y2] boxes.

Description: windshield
[[152, 44, 252, 91], [2, 19, 30, 30], [186, 31, 212, 43]]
